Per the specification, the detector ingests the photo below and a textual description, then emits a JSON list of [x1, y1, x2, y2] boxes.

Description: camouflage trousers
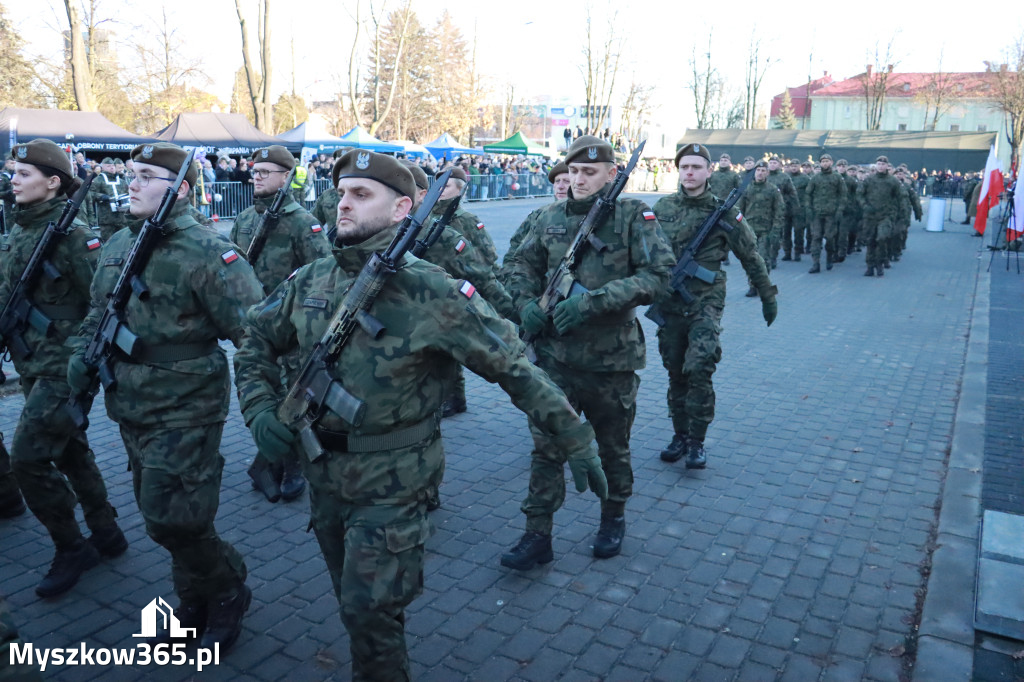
[[11, 377, 115, 548], [523, 355, 638, 534], [755, 232, 773, 272], [0, 434, 22, 507], [656, 300, 725, 442], [121, 423, 246, 602], [809, 214, 839, 265], [891, 221, 910, 256], [306, 440, 436, 682], [0, 593, 43, 682], [863, 217, 893, 267], [784, 214, 808, 254], [768, 220, 786, 263]]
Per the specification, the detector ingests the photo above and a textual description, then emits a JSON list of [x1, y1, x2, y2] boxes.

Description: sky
[[9, 0, 1023, 142]]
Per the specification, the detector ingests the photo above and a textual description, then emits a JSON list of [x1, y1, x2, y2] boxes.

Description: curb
[[913, 244, 989, 681]]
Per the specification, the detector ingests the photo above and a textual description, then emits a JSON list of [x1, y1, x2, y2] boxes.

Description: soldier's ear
[[177, 180, 191, 200]]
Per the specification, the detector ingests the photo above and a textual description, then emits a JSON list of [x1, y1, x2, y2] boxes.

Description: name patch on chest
[[0, 243, 9, 251], [545, 226, 567, 235], [238, 227, 253, 235], [104, 257, 124, 267], [303, 297, 328, 309]]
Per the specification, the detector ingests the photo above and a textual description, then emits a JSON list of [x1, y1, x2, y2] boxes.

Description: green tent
[[483, 131, 552, 157]]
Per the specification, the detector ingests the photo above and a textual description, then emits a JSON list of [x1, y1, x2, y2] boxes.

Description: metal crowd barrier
[[466, 173, 553, 201]]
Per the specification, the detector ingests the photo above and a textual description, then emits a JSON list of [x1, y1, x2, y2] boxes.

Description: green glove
[[567, 445, 608, 499], [761, 298, 778, 327], [519, 299, 549, 336], [552, 295, 589, 335], [66, 353, 96, 393], [250, 410, 296, 463]]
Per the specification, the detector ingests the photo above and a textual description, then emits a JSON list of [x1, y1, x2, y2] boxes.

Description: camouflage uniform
[[804, 167, 848, 268], [72, 201, 264, 605], [0, 593, 43, 682], [419, 225, 516, 320], [87, 171, 130, 241], [0, 435, 25, 517], [0, 198, 118, 551], [234, 227, 595, 682], [766, 169, 797, 264], [786, 169, 811, 257], [839, 170, 861, 255], [432, 199, 499, 273], [652, 187, 775, 443], [736, 178, 784, 271], [500, 199, 561, 285], [0, 171, 14, 225], [707, 167, 741, 200], [312, 187, 340, 228], [509, 188, 674, 528], [856, 172, 903, 272], [896, 180, 922, 258]]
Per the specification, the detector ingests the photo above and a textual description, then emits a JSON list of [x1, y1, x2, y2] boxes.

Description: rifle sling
[[121, 339, 219, 364], [314, 412, 439, 453]]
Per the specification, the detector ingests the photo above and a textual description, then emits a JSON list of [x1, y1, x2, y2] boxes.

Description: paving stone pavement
[[0, 194, 989, 680]]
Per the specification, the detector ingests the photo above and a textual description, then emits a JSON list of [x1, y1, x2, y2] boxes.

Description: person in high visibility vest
[[290, 164, 308, 204]]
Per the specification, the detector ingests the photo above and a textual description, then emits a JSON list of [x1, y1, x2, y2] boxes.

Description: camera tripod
[[987, 183, 1021, 274]]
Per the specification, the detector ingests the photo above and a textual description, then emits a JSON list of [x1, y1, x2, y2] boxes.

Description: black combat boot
[[593, 513, 625, 559], [147, 599, 207, 644], [826, 255, 834, 271], [808, 263, 821, 274], [781, 250, 792, 262], [864, 266, 875, 277], [88, 523, 128, 558], [248, 458, 281, 503], [279, 458, 306, 502], [685, 439, 707, 470], [660, 433, 688, 462], [744, 286, 757, 298], [426, 488, 441, 512], [200, 583, 251, 653], [793, 251, 802, 262], [36, 539, 101, 598], [876, 266, 885, 277], [501, 531, 553, 570], [0, 491, 26, 518], [883, 260, 891, 269], [441, 395, 467, 418]]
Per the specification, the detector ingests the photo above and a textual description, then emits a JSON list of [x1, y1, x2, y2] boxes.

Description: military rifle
[[245, 167, 297, 265], [645, 168, 755, 327], [66, 150, 195, 430], [277, 168, 453, 463], [522, 140, 645, 344], [410, 180, 467, 258], [0, 175, 95, 363]]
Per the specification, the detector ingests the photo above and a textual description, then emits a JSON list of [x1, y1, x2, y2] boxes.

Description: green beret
[[332, 148, 349, 159], [333, 149, 415, 199], [743, 156, 755, 163], [819, 153, 833, 162], [100, 157, 116, 165], [130, 142, 198, 187], [719, 152, 731, 160], [114, 158, 124, 165], [565, 135, 615, 164], [835, 158, 848, 166], [674, 143, 712, 167], [12, 139, 73, 179], [250, 145, 295, 170], [754, 160, 768, 169], [769, 154, 781, 162], [547, 161, 568, 183], [875, 155, 889, 164], [401, 161, 429, 191], [436, 166, 467, 183]]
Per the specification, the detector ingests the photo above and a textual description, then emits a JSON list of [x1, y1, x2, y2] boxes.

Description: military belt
[[587, 308, 637, 326], [124, 339, 219, 364], [315, 413, 439, 454], [33, 303, 87, 320]]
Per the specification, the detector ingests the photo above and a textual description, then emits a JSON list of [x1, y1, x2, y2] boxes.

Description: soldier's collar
[[11, 197, 64, 227], [331, 223, 399, 267]]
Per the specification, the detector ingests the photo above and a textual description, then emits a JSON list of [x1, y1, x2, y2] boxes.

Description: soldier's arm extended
[[499, 207, 543, 281], [837, 175, 848, 217], [430, 227, 518, 321], [803, 177, 817, 222], [507, 222, 548, 311], [294, 214, 332, 264], [726, 209, 774, 299], [772, 190, 785, 234], [910, 186, 923, 221]]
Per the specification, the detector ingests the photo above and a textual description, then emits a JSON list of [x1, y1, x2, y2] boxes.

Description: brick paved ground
[[0, 195, 985, 680]]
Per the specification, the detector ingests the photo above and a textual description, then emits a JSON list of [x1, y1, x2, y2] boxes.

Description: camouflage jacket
[[708, 168, 741, 199], [500, 200, 558, 283], [905, 182, 923, 222], [736, 180, 784, 237], [841, 174, 861, 218], [653, 187, 775, 313], [0, 198, 99, 379], [233, 226, 595, 501], [230, 195, 330, 294], [88, 172, 129, 229], [0, 172, 14, 218], [767, 169, 798, 217], [419, 225, 517, 321], [789, 171, 811, 212], [432, 199, 499, 269], [74, 201, 263, 428], [509, 189, 674, 373], [804, 168, 848, 218], [312, 187, 339, 228], [857, 173, 903, 223]]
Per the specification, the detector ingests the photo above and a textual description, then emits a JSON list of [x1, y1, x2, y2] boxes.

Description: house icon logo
[[132, 597, 197, 639]]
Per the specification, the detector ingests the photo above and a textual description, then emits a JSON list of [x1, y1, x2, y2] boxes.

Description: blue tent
[[423, 132, 480, 159], [278, 119, 349, 153], [337, 126, 403, 153]]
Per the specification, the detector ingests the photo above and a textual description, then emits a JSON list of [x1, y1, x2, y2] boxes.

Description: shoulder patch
[[221, 249, 239, 264], [476, 222, 485, 230], [642, 210, 656, 221], [735, 211, 744, 222], [286, 268, 299, 281], [85, 238, 102, 250], [310, 223, 323, 233], [454, 238, 467, 253], [458, 280, 476, 299]]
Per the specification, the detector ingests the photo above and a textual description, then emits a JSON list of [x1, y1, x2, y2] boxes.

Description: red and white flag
[[974, 145, 1003, 236], [1007, 179, 1023, 242]]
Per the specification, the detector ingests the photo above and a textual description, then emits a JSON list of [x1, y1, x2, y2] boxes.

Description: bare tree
[[619, 78, 655, 144], [688, 34, 722, 129], [580, 6, 621, 134], [0, 4, 45, 108], [986, 38, 1024, 175], [347, 0, 413, 135], [861, 38, 900, 130], [916, 50, 957, 131], [743, 35, 775, 129], [62, 0, 95, 110], [234, 0, 273, 132]]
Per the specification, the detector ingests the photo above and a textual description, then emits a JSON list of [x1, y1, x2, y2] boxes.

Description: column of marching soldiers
[[0, 133, 919, 681]]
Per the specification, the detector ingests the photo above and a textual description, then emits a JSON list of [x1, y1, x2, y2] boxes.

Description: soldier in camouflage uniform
[[0, 157, 15, 228], [0, 592, 43, 682], [835, 159, 861, 257], [504, 135, 674, 567], [783, 159, 810, 260], [708, 152, 741, 199], [230, 145, 332, 504], [233, 150, 603, 682], [432, 167, 500, 273], [765, 156, 797, 267], [87, 157, 130, 241], [500, 161, 569, 285], [67, 142, 264, 651], [0, 140, 127, 599], [894, 166, 922, 261], [856, 156, 904, 277], [312, 149, 348, 228], [736, 161, 784, 294], [652, 143, 778, 469], [804, 153, 848, 273], [0, 436, 26, 518]]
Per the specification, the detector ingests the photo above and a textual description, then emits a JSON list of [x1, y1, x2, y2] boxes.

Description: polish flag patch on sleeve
[[454, 238, 467, 253], [310, 223, 323, 233], [459, 280, 476, 299], [736, 212, 744, 222], [642, 211, 656, 221], [221, 249, 239, 264], [476, 222, 485, 230], [85, 238, 102, 250]]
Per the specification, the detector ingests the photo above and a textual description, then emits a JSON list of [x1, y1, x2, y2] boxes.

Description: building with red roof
[[768, 74, 834, 129]]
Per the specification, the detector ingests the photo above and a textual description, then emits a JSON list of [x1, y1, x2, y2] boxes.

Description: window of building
[[977, 124, 987, 132], [902, 83, 911, 92], [897, 123, 908, 131], [950, 124, 961, 132]]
